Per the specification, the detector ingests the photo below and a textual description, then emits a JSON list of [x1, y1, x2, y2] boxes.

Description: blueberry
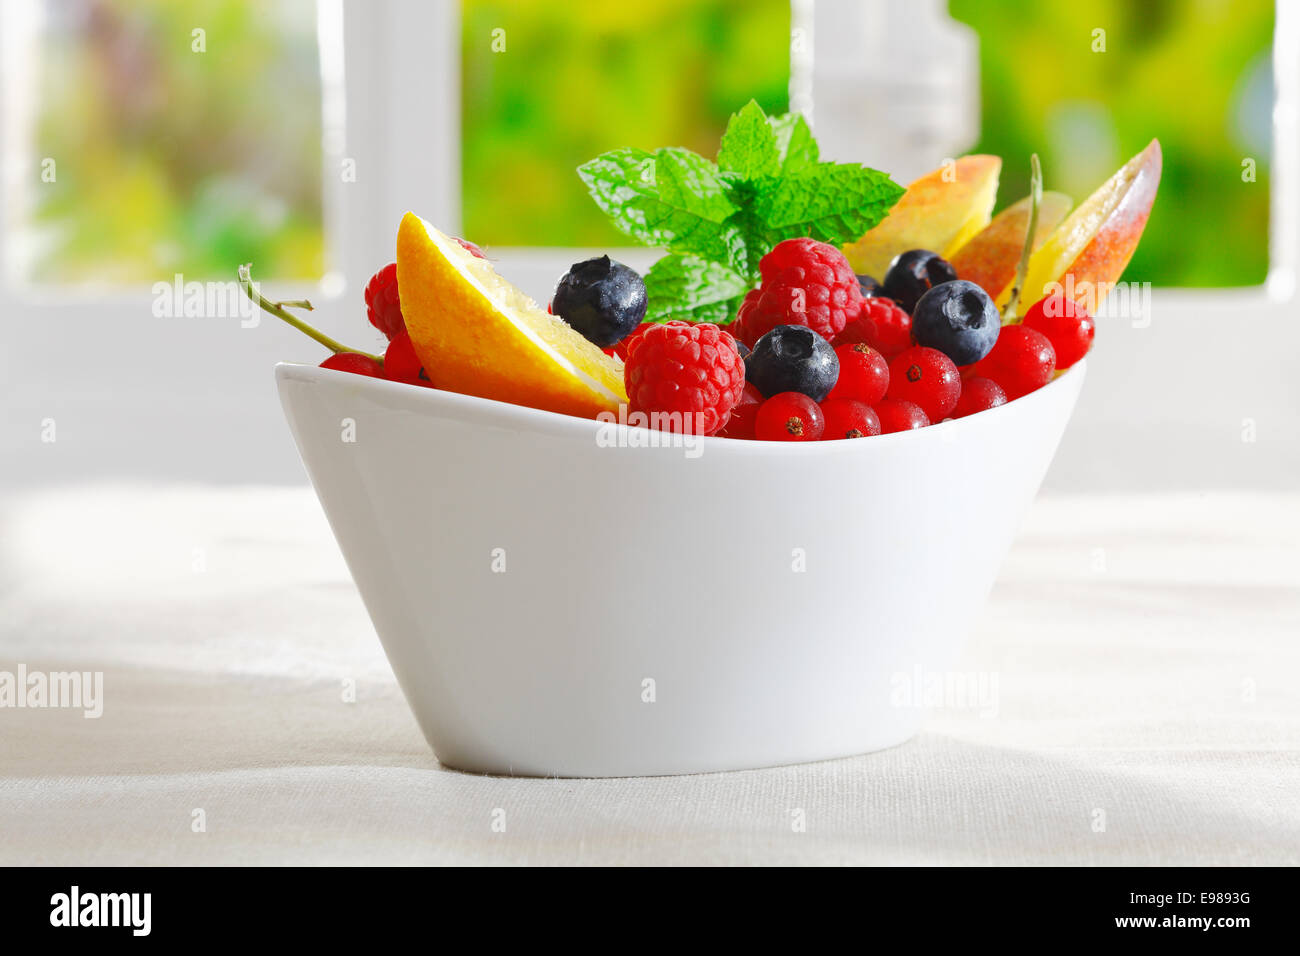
[[882, 250, 958, 314], [552, 256, 647, 348], [912, 279, 1001, 366], [856, 274, 884, 298], [732, 337, 751, 360], [745, 325, 839, 402]]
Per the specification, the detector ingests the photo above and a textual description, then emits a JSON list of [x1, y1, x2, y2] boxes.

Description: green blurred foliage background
[[460, 0, 791, 247], [950, 0, 1274, 286], [29, 0, 324, 282], [18, 0, 1276, 288]]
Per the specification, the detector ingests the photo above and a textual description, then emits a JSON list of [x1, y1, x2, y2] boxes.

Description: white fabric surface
[[1, 485, 1297, 866]]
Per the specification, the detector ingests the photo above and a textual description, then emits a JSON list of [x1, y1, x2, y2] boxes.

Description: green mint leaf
[[768, 112, 819, 174], [651, 147, 738, 224], [717, 99, 779, 182], [752, 162, 905, 246], [577, 104, 907, 321], [577, 147, 738, 261], [643, 254, 750, 325], [718, 203, 766, 284]]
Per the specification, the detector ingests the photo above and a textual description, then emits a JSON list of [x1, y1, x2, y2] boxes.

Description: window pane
[[949, 0, 1273, 288], [12, 0, 325, 283], [460, 0, 791, 247]]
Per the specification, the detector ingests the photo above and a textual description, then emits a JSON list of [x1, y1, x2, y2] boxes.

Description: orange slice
[[396, 213, 627, 419]]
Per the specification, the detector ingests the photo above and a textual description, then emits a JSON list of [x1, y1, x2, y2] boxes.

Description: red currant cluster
[[621, 237, 1094, 442], [323, 262, 435, 386], [720, 342, 977, 442], [240, 259, 435, 385], [250, 232, 1093, 446]]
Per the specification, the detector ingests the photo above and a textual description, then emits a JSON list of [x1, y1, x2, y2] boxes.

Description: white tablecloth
[[2, 485, 1297, 865]]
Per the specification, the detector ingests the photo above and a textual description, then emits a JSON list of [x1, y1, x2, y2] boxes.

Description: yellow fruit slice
[[997, 139, 1161, 312], [948, 191, 1072, 299], [842, 155, 1001, 280], [396, 213, 627, 419]]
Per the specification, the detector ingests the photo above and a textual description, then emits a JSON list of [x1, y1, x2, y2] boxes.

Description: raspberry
[[624, 322, 746, 436], [755, 392, 824, 441], [886, 346, 961, 421], [734, 238, 863, 346], [834, 296, 913, 358], [819, 398, 880, 439], [365, 263, 405, 340], [827, 342, 889, 405], [368, 243, 481, 342], [732, 288, 763, 345]]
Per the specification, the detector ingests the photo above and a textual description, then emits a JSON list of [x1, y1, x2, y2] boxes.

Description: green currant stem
[[1002, 153, 1043, 324], [238, 264, 383, 362]]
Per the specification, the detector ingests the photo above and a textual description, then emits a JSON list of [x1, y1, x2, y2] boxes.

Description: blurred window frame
[[1, 0, 1294, 312], [0, 0, 462, 320], [808, 0, 1297, 302]]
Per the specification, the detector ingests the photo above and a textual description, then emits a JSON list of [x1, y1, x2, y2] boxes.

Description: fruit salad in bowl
[[253, 102, 1159, 776]]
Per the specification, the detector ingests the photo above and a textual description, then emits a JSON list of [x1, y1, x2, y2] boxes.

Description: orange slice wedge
[[396, 213, 627, 419]]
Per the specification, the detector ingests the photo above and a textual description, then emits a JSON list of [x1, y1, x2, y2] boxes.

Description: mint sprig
[[577, 147, 740, 267], [642, 254, 751, 325], [578, 100, 903, 324], [716, 100, 780, 181], [768, 112, 819, 175], [752, 163, 907, 244]]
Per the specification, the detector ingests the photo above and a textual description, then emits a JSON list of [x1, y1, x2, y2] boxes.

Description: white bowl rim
[[275, 356, 1085, 455]]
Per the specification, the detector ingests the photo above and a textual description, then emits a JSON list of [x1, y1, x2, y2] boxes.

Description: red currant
[[320, 352, 384, 377], [383, 329, 434, 387], [875, 398, 930, 434], [828, 342, 889, 405], [952, 377, 1007, 418], [834, 298, 913, 357], [717, 383, 763, 440], [886, 346, 960, 421], [819, 398, 880, 439], [755, 392, 825, 442], [1021, 293, 1094, 369], [973, 326, 1056, 400]]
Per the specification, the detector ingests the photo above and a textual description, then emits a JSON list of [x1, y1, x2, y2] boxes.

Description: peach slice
[[999, 140, 1161, 313], [949, 191, 1072, 299], [842, 155, 1001, 280]]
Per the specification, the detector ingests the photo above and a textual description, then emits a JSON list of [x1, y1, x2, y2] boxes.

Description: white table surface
[[2, 485, 1297, 866]]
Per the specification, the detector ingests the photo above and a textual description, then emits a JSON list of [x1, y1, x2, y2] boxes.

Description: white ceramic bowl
[[277, 360, 1085, 777]]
